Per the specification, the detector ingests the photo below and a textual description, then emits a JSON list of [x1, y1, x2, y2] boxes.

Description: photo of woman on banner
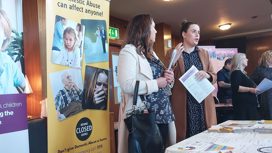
[[0, 9, 25, 95], [51, 16, 83, 68], [81, 19, 108, 63], [83, 66, 108, 110], [75, 23, 84, 56], [50, 69, 83, 121]]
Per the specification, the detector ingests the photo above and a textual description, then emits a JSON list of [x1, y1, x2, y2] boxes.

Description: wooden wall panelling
[[23, 0, 43, 117], [109, 16, 128, 122], [246, 35, 272, 74], [37, 0, 47, 99], [153, 23, 172, 65], [109, 16, 128, 46], [109, 16, 128, 153]]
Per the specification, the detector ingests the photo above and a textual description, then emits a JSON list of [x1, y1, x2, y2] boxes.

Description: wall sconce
[[218, 23, 232, 31]]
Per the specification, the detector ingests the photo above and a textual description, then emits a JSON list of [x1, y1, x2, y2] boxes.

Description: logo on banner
[[75, 117, 93, 141]]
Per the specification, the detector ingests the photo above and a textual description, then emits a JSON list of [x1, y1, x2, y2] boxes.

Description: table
[[165, 120, 272, 153]]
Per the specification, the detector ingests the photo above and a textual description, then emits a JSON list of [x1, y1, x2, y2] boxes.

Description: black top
[[231, 70, 257, 105], [251, 66, 272, 84], [217, 67, 232, 102], [231, 70, 259, 120]]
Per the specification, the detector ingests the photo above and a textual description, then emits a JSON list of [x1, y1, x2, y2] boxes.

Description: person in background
[[75, 23, 83, 50], [84, 68, 108, 110], [55, 27, 81, 68], [55, 72, 83, 120], [169, 20, 217, 141], [95, 25, 103, 53], [117, 14, 175, 153], [217, 58, 232, 103], [251, 50, 272, 119], [231, 53, 259, 120], [100, 25, 107, 53], [0, 9, 25, 94], [52, 16, 67, 51]]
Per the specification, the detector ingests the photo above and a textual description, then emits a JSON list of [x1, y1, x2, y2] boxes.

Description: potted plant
[[5, 30, 25, 74]]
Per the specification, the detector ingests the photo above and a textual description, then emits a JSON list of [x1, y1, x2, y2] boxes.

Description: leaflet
[[179, 65, 215, 103], [256, 78, 272, 95]]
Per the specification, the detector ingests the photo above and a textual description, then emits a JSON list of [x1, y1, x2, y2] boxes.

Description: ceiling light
[[218, 23, 232, 31], [163, 0, 173, 1]]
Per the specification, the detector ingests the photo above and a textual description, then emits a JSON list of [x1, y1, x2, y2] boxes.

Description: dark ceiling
[[110, 0, 272, 41]]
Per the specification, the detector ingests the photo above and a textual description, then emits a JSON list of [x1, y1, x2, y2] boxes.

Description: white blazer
[[117, 44, 158, 153]]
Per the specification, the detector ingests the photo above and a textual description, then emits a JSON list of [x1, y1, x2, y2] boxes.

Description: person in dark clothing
[[230, 53, 259, 120], [100, 25, 107, 53], [217, 58, 232, 103], [251, 50, 272, 119]]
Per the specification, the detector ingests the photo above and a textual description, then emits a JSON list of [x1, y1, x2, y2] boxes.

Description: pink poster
[[199, 46, 238, 98]]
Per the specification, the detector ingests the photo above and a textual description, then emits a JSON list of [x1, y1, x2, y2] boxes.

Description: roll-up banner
[[0, 0, 29, 152], [46, 0, 110, 152]]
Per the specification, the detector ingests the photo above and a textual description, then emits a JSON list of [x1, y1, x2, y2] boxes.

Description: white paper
[[256, 78, 272, 95], [179, 65, 215, 103], [166, 120, 272, 153]]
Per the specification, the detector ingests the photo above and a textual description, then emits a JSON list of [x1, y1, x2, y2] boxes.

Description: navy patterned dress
[[146, 55, 175, 124], [182, 48, 206, 137]]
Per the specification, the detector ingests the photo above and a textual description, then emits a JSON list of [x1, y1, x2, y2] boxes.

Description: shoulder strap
[[133, 81, 140, 105], [133, 81, 147, 106]]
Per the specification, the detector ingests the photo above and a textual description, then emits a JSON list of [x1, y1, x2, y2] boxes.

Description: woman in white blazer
[[117, 14, 174, 153]]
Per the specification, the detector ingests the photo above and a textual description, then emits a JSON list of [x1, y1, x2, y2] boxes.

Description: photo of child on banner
[[51, 15, 84, 68], [49, 69, 84, 121], [83, 66, 108, 110], [81, 19, 108, 63]]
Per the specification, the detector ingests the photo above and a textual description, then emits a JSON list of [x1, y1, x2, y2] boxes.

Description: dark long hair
[[180, 20, 198, 42], [126, 14, 154, 58]]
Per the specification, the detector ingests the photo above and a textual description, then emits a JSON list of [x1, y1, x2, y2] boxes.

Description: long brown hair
[[126, 14, 154, 58], [259, 50, 272, 67], [85, 68, 108, 104]]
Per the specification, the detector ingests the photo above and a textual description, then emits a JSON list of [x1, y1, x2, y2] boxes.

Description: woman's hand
[[94, 85, 106, 104], [175, 42, 184, 53], [164, 70, 174, 84], [157, 77, 168, 88], [195, 70, 210, 80], [172, 43, 184, 65], [249, 88, 259, 94]]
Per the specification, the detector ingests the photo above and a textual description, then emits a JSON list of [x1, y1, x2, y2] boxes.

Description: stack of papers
[[208, 120, 272, 133], [256, 78, 272, 95]]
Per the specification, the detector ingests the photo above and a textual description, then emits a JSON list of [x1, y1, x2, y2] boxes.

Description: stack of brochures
[[208, 120, 272, 133]]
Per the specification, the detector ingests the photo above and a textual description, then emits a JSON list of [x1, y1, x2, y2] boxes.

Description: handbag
[[124, 81, 163, 153]]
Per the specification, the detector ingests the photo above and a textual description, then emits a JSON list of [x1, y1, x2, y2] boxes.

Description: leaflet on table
[[179, 65, 215, 103], [174, 141, 234, 152], [256, 78, 272, 95]]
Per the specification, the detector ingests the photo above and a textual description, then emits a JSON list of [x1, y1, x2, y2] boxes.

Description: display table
[[165, 120, 272, 153]]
